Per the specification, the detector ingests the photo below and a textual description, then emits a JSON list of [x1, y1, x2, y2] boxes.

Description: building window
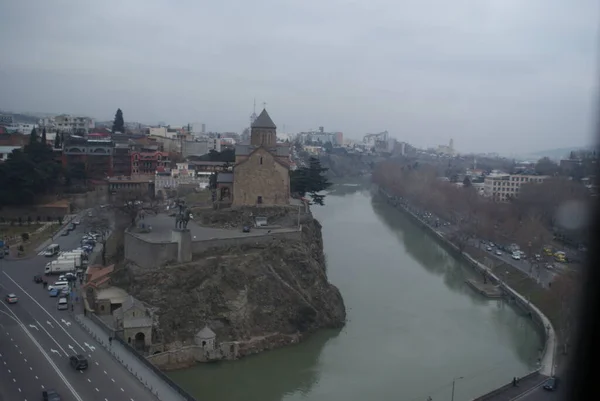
[[260, 157, 263, 165], [257, 196, 263, 204]]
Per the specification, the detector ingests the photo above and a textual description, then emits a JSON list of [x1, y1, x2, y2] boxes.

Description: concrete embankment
[[375, 186, 557, 393]]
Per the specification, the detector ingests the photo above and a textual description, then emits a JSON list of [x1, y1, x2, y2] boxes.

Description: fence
[[75, 313, 198, 401]]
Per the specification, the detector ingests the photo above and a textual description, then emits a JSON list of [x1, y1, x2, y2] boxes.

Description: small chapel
[[224, 108, 290, 206]]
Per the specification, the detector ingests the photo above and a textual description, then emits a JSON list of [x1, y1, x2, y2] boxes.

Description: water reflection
[[169, 329, 341, 401], [370, 192, 541, 368]]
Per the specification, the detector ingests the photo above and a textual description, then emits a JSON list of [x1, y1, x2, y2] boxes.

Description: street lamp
[[451, 376, 464, 401]]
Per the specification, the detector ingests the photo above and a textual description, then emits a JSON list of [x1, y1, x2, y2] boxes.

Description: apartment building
[[483, 173, 548, 202], [42, 115, 94, 133]]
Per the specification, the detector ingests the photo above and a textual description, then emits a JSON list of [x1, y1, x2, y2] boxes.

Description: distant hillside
[[527, 146, 596, 161], [0, 110, 44, 123]]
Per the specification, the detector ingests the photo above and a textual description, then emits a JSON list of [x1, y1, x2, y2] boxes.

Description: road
[[0, 311, 75, 401], [0, 213, 161, 401]]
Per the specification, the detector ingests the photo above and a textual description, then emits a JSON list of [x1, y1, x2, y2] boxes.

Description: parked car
[[60, 230, 69, 236], [543, 377, 559, 391], [242, 226, 251, 233], [70, 354, 88, 370], [49, 288, 59, 297], [495, 250, 502, 256], [5, 293, 18, 304], [33, 274, 44, 283], [486, 246, 492, 251]]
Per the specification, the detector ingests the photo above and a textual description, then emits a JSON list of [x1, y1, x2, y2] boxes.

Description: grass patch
[[10, 223, 64, 257], [0, 223, 45, 237], [184, 190, 213, 206]]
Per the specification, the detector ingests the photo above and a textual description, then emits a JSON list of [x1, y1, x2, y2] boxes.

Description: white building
[[2, 123, 38, 134], [363, 131, 389, 149], [0, 146, 21, 161], [483, 173, 549, 202], [49, 115, 94, 133]]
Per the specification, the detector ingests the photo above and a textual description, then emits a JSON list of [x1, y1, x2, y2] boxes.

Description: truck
[[44, 244, 60, 257], [44, 259, 77, 275], [55, 253, 83, 269]]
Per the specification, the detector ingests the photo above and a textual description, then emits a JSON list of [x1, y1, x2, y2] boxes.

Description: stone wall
[[190, 230, 302, 254], [124, 232, 178, 268], [124, 229, 302, 268]]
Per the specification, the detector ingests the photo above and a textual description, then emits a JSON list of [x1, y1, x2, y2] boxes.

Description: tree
[[87, 213, 111, 265], [29, 127, 38, 145], [111, 191, 159, 226], [112, 108, 125, 133], [290, 157, 332, 205], [463, 176, 472, 187], [535, 157, 559, 176], [41, 128, 47, 144], [54, 132, 62, 148], [323, 141, 333, 154]]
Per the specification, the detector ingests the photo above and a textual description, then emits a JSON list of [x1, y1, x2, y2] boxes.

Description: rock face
[[111, 216, 346, 358]]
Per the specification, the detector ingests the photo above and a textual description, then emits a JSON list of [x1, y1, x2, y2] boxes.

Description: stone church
[[229, 109, 291, 206]]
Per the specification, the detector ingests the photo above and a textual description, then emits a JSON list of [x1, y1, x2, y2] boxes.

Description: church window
[[260, 157, 263, 165]]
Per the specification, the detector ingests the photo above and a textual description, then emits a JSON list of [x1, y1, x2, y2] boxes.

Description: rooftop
[[96, 286, 129, 304], [251, 109, 276, 129]]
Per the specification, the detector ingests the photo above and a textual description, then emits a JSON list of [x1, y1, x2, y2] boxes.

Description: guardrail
[[74, 313, 198, 401]]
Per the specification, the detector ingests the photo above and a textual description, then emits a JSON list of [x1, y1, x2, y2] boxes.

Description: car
[[495, 250, 502, 256], [70, 354, 88, 370], [34, 274, 44, 283], [49, 288, 59, 297], [511, 252, 521, 260], [242, 226, 251, 233], [42, 389, 61, 401], [5, 293, 18, 304], [543, 377, 558, 391], [60, 230, 69, 236], [486, 246, 492, 251], [60, 287, 70, 296], [57, 297, 68, 310], [73, 219, 80, 225]]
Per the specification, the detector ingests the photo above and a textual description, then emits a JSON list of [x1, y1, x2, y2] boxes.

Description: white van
[[44, 244, 60, 257], [57, 297, 68, 310], [48, 281, 69, 291]]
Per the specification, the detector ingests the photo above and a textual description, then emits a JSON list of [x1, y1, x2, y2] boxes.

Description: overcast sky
[[0, 0, 598, 153]]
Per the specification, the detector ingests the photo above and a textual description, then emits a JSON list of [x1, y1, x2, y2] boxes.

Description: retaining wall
[[76, 313, 198, 401], [376, 187, 557, 390], [125, 229, 302, 268]]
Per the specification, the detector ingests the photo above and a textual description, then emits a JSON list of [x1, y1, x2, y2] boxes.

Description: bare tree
[[86, 212, 112, 265], [110, 191, 160, 226]]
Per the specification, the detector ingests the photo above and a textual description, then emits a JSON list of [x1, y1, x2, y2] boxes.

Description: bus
[[43, 244, 60, 257]]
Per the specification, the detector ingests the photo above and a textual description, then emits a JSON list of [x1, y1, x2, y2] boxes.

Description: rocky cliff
[[111, 216, 346, 359]]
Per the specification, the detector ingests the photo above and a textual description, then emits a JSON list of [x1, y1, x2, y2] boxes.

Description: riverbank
[[376, 186, 556, 379]]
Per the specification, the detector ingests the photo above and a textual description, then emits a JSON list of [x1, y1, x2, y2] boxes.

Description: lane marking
[[104, 370, 107, 374], [34, 318, 69, 357], [111, 378, 115, 382], [88, 378, 91, 383], [0, 306, 84, 401], [95, 387, 99, 392], [2, 271, 86, 351]]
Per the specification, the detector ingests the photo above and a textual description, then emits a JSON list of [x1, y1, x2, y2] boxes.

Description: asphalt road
[[0, 215, 160, 401], [509, 381, 563, 401], [0, 313, 75, 401]]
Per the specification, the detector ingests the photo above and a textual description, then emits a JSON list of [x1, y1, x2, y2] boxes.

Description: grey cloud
[[0, 0, 597, 154]]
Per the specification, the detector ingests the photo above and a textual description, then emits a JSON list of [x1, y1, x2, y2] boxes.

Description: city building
[[107, 176, 154, 198], [44, 115, 94, 134], [0, 122, 38, 134], [231, 109, 290, 206], [483, 173, 549, 202], [436, 139, 456, 156], [112, 142, 132, 177], [0, 146, 21, 161], [182, 138, 220, 158], [131, 151, 170, 175], [62, 136, 113, 179]]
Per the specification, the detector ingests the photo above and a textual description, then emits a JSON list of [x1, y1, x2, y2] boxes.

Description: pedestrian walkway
[[472, 373, 548, 401], [73, 313, 189, 401]]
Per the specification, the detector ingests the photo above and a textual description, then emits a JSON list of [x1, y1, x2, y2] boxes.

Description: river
[[170, 182, 543, 401]]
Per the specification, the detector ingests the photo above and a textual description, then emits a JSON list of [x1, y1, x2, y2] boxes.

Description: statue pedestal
[[171, 229, 192, 263]]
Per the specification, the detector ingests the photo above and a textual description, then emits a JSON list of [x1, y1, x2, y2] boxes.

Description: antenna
[[253, 98, 256, 115], [262, 101, 267, 109]]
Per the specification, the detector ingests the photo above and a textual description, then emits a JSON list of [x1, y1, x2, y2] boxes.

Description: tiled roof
[[83, 264, 115, 289]]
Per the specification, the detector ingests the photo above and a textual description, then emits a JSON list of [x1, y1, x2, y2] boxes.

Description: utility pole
[[451, 376, 463, 401]]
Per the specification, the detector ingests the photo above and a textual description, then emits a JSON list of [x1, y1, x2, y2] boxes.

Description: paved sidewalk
[[73, 313, 188, 401], [473, 373, 548, 401]]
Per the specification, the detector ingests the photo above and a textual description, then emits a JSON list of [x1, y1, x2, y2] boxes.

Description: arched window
[[259, 157, 263, 165]]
